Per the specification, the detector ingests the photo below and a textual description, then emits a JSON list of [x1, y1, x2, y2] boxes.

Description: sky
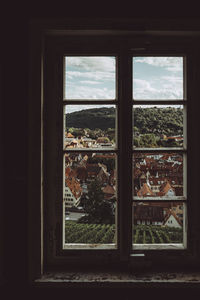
[[65, 56, 115, 99], [133, 57, 183, 100], [64, 56, 183, 113]]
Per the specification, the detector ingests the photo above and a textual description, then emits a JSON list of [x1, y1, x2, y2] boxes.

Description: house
[[64, 166, 83, 207], [85, 163, 110, 184], [148, 177, 165, 194], [66, 132, 74, 138], [158, 181, 176, 197], [137, 183, 155, 197], [134, 159, 183, 197], [163, 209, 182, 228], [102, 184, 116, 200], [65, 138, 77, 148], [171, 204, 184, 224], [97, 163, 110, 184], [133, 205, 164, 225], [96, 136, 113, 147], [81, 137, 96, 148], [64, 176, 82, 208]]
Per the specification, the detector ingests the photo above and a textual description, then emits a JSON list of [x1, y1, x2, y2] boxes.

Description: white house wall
[[165, 214, 182, 229]]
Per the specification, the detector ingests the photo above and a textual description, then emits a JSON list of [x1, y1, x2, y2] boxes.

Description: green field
[[65, 221, 183, 244]]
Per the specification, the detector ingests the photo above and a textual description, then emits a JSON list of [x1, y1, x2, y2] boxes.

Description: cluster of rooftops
[[134, 153, 183, 197], [64, 132, 114, 149], [64, 152, 183, 227]]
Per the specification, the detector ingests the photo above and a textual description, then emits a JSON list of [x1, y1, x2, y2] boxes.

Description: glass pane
[[64, 152, 117, 246], [133, 202, 184, 244], [64, 56, 116, 99], [64, 105, 116, 149], [133, 153, 183, 198], [133, 57, 184, 100], [133, 105, 183, 148]]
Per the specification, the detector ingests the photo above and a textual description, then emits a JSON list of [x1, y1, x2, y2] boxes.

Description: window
[[133, 55, 187, 250], [45, 44, 187, 257], [61, 55, 187, 251], [29, 22, 200, 278], [63, 56, 117, 249]]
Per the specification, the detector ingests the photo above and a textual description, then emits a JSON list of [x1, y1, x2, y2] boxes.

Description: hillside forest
[[66, 106, 183, 147]]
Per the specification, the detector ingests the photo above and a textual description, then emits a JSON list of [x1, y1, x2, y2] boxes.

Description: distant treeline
[[134, 106, 183, 136], [66, 106, 183, 136], [66, 107, 115, 131]]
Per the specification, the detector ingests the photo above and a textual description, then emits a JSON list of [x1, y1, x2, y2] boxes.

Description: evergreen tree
[[79, 179, 115, 224]]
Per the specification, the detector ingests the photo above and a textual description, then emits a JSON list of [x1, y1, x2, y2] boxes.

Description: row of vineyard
[[65, 221, 183, 244], [133, 225, 182, 244]]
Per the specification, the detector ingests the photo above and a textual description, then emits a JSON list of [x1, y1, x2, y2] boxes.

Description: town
[[64, 131, 115, 149], [64, 148, 184, 230], [64, 107, 184, 244], [133, 152, 183, 229], [64, 152, 116, 210]]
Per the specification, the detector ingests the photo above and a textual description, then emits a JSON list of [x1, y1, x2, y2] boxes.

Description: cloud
[[133, 79, 158, 99], [79, 80, 102, 85], [65, 85, 115, 99], [134, 57, 183, 73], [66, 56, 115, 72], [133, 77, 183, 99], [65, 58, 116, 98], [66, 70, 114, 81], [161, 75, 183, 83]]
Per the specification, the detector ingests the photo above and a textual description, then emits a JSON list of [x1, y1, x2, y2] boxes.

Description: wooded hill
[[66, 107, 115, 131], [66, 106, 183, 136]]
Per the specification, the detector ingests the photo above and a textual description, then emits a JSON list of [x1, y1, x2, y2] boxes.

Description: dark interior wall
[[2, 2, 200, 297], [2, 12, 29, 284]]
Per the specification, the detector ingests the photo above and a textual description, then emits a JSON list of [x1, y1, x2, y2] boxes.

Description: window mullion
[[118, 52, 133, 261]]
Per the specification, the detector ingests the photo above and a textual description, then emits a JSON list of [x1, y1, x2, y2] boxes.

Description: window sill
[[34, 270, 200, 288]]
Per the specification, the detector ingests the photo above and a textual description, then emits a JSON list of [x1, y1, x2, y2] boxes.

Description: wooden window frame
[[132, 54, 187, 251], [28, 20, 200, 281], [62, 54, 119, 251]]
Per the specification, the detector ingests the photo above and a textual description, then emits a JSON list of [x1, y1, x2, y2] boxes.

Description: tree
[[135, 133, 158, 148], [141, 133, 158, 147], [78, 179, 115, 224]]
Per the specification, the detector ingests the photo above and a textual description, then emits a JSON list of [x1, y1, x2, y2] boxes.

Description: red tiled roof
[[65, 166, 71, 177], [66, 132, 74, 138], [159, 180, 175, 196], [137, 183, 155, 197], [66, 177, 82, 199], [134, 205, 164, 222], [102, 184, 115, 195]]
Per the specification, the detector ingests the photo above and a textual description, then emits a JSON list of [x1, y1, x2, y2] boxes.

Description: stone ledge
[[35, 271, 200, 288]]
